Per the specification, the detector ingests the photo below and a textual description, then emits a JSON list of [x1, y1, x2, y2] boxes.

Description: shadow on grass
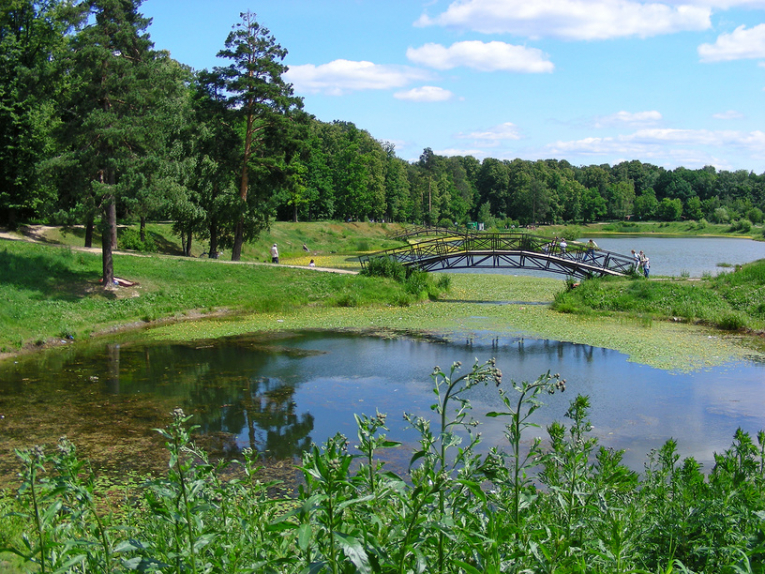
[[0, 248, 113, 301]]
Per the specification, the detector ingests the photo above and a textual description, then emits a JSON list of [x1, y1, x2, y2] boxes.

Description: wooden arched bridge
[[359, 233, 636, 279]]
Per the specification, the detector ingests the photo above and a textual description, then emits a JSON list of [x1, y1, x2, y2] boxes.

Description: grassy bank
[[552, 259, 765, 333], [539, 219, 764, 240], [0, 236, 429, 354], [7, 220, 408, 267]]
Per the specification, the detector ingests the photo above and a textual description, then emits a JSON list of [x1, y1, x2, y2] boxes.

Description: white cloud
[[415, 0, 711, 40], [546, 128, 765, 160], [394, 86, 454, 102], [433, 148, 490, 159], [406, 41, 554, 73], [455, 122, 524, 145], [285, 60, 432, 95], [594, 110, 663, 127], [712, 110, 744, 120], [698, 24, 765, 62]]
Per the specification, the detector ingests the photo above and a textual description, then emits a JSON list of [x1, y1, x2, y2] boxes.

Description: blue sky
[[140, 0, 765, 172]]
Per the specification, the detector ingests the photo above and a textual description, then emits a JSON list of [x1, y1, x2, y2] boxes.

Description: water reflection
[[1, 330, 764, 482]]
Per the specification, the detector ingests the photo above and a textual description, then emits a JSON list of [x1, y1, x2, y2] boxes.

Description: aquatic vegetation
[[4, 360, 765, 573]]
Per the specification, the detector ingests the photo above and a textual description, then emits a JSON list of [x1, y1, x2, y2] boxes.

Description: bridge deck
[[360, 233, 635, 279]]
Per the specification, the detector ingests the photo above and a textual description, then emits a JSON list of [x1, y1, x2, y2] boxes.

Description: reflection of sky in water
[[236, 331, 765, 472], [1, 330, 764, 475]]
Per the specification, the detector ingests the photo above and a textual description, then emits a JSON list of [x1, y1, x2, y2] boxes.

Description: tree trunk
[[140, 216, 146, 242], [231, 218, 244, 261], [209, 219, 218, 258], [185, 230, 192, 256], [293, 202, 298, 223], [84, 215, 94, 248], [102, 196, 115, 287], [109, 201, 117, 249]]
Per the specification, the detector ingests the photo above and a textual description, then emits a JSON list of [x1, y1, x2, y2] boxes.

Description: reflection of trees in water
[[242, 377, 314, 459], [111, 343, 315, 460]]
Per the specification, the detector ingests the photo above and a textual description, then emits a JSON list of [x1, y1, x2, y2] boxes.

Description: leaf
[[454, 560, 483, 574], [335, 532, 371, 574], [298, 523, 312, 552]]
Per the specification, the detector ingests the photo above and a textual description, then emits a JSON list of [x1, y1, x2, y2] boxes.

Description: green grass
[[0, 238, 425, 352], [540, 219, 764, 239], [552, 259, 765, 331], [18, 220, 409, 264]]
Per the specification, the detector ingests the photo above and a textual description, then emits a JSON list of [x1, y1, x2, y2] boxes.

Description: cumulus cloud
[[698, 24, 765, 62], [406, 41, 554, 73], [285, 60, 432, 95], [394, 86, 454, 101], [712, 110, 744, 120], [546, 128, 765, 159], [455, 122, 524, 145], [594, 110, 663, 128], [414, 0, 711, 40]]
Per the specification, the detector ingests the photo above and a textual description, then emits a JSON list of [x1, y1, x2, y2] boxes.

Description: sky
[[139, 0, 765, 172]]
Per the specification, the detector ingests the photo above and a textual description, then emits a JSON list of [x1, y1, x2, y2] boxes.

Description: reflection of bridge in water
[[360, 232, 636, 279]]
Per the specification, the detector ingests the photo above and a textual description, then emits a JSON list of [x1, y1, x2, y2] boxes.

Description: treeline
[[2, 2, 765, 278]]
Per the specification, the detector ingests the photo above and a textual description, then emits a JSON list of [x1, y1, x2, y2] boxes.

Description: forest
[[2, 0, 765, 279]]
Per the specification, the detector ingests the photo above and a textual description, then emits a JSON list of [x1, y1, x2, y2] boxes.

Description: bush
[[728, 219, 752, 233], [118, 228, 156, 252], [362, 256, 406, 282], [747, 207, 763, 225], [716, 311, 747, 331]]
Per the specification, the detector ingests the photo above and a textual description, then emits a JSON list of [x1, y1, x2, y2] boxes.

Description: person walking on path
[[643, 256, 650, 278], [270, 243, 279, 264]]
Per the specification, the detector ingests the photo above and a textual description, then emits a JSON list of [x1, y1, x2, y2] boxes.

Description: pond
[[576, 236, 765, 277], [2, 329, 764, 484]]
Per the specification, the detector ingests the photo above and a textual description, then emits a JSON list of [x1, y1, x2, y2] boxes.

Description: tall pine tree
[[62, 0, 162, 285], [212, 10, 303, 261]]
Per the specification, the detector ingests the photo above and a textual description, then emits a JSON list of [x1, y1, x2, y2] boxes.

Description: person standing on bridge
[[585, 239, 598, 262], [559, 238, 567, 254]]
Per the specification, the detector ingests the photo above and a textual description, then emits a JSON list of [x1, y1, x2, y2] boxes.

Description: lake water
[[578, 236, 765, 277], [2, 329, 764, 481]]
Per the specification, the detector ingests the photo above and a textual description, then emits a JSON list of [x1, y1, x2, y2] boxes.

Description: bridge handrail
[[359, 232, 636, 277]]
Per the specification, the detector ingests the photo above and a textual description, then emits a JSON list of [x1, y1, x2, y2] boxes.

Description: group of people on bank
[[631, 249, 651, 278]]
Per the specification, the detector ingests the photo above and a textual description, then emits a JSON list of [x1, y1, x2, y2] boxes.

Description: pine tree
[[62, 0, 164, 285], [213, 10, 303, 261]]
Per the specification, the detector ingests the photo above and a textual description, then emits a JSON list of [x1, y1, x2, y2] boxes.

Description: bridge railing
[[360, 232, 636, 277]]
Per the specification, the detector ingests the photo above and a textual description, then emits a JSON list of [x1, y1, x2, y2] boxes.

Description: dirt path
[[0, 225, 357, 274]]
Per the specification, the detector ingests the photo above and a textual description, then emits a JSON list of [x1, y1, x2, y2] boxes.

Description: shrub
[[118, 228, 156, 252], [728, 219, 752, 233], [362, 256, 406, 282], [716, 311, 747, 331]]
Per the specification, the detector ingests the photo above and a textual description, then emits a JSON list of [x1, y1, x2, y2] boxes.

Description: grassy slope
[[0, 226, 412, 353], [540, 219, 764, 240], [33, 220, 408, 267], [552, 260, 765, 332]]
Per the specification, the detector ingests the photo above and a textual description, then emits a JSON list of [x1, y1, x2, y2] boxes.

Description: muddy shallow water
[[2, 329, 764, 485]]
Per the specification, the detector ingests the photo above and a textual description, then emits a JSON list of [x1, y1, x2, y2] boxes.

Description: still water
[[1, 330, 763, 481]]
